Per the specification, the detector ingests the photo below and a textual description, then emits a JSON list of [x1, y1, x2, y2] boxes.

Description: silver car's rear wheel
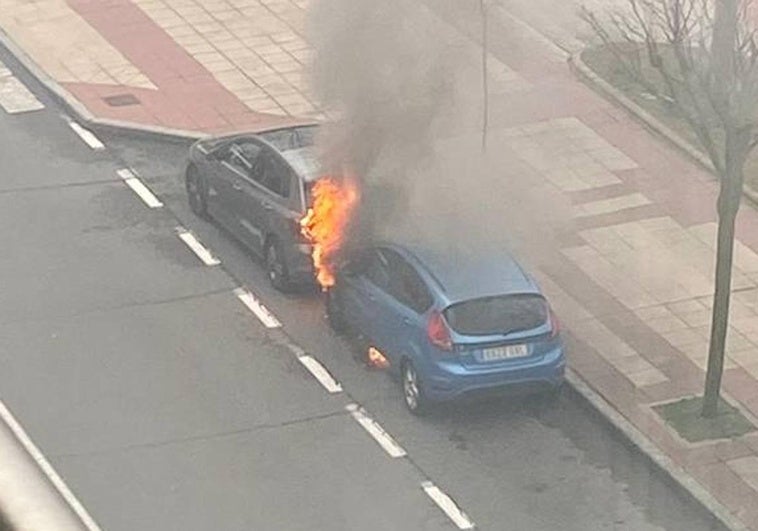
[[266, 238, 292, 292]]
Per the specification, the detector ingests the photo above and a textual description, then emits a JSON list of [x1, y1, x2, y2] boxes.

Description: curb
[[566, 370, 749, 531], [0, 25, 206, 143], [568, 50, 758, 208]]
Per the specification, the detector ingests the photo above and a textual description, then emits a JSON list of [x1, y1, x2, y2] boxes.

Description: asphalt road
[[0, 11, 728, 531]]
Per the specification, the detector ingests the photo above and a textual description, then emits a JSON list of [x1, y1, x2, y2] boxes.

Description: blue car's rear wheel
[[402, 360, 429, 415]]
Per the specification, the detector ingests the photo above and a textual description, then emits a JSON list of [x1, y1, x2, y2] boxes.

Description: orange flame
[[367, 347, 390, 369], [300, 176, 359, 289]]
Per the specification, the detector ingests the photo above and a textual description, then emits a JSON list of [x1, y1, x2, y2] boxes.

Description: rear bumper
[[421, 345, 566, 402]]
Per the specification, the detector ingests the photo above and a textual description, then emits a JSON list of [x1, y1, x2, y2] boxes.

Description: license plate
[[482, 344, 528, 362]]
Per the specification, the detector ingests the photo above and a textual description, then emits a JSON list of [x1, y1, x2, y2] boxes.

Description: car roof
[[380, 242, 541, 304], [197, 122, 320, 153]]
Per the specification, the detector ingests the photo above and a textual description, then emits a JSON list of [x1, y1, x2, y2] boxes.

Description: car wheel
[[402, 360, 429, 415], [325, 289, 348, 334], [186, 165, 208, 219], [266, 238, 292, 292]]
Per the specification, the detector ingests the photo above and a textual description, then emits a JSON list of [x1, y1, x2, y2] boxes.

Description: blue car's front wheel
[[325, 288, 347, 334]]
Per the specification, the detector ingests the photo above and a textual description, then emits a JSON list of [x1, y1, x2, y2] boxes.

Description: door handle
[[232, 181, 242, 191], [402, 317, 412, 326], [263, 202, 273, 210]]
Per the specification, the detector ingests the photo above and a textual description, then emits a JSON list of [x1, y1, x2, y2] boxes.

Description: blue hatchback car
[[326, 243, 566, 414]]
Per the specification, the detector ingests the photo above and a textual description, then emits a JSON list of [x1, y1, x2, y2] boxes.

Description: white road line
[[346, 404, 406, 458], [297, 355, 342, 393], [421, 481, 476, 530], [117, 169, 163, 208], [0, 66, 44, 114], [234, 287, 282, 328], [68, 121, 105, 150], [176, 228, 220, 266], [0, 400, 103, 531]]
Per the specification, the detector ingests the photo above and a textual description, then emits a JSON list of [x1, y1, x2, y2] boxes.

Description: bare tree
[[582, 0, 758, 417]]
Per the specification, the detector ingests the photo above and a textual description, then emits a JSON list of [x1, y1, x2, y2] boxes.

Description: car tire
[[325, 289, 348, 334], [186, 165, 209, 219], [401, 360, 429, 416], [266, 237, 293, 292]]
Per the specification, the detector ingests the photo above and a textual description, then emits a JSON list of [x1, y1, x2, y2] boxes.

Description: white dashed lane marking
[[176, 228, 220, 266], [0, 65, 44, 114], [0, 400, 103, 531], [346, 404, 407, 458], [234, 287, 282, 328], [422, 481, 476, 530], [68, 121, 105, 150], [297, 354, 342, 393], [117, 168, 163, 208]]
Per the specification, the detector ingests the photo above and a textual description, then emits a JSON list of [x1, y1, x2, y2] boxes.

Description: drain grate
[[103, 93, 140, 107]]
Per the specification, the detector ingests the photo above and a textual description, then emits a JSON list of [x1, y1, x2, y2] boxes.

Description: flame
[[368, 347, 390, 369], [300, 176, 359, 289]]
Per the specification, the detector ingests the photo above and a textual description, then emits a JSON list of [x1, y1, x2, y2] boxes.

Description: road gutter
[[566, 369, 749, 531]]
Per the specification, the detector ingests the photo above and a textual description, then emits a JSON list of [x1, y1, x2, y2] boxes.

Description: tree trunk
[[480, 0, 488, 153], [702, 134, 745, 418]]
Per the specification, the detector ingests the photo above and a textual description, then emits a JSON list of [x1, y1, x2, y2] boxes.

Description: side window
[[260, 152, 291, 198], [225, 141, 262, 179], [384, 250, 433, 314], [365, 250, 390, 292]]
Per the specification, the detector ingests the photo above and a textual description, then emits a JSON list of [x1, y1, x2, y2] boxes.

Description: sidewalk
[[2, 0, 758, 529], [0, 0, 320, 135]]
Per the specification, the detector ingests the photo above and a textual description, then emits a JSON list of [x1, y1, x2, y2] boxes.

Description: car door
[[341, 249, 391, 344], [202, 142, 242, 230], [257, 149, 298, 247], [227, 141, 269, 253], [234, 147, 296, 256], [374, 250, 434, 366], [207, 139, 261, 238]]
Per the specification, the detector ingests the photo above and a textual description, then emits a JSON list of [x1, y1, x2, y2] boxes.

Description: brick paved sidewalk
[[422, 2, 758, 529], [3, 0, 758, 528], [0, 0, 321, 134]]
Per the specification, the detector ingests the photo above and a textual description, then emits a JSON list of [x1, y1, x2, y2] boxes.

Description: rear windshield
[[444, 294, 547, 336], [259, 126, 317, 151]]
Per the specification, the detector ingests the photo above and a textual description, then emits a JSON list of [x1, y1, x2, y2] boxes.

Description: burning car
[[325, 243, 566, 414], [185, 123, 321, 291]]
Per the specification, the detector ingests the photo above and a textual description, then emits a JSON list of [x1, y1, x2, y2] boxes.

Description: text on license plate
[[482, 344, 528, 361]]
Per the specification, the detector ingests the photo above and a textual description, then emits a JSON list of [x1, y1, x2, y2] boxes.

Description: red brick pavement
[[64, 0, 298, 134]]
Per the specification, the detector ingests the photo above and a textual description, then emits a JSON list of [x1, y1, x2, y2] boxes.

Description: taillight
[[427, 311, 453, 351], [548, 308, 560, 339]]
